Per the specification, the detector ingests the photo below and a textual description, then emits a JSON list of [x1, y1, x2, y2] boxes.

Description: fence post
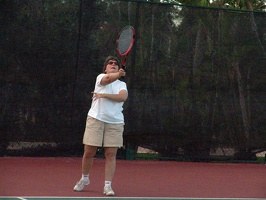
[[125, 143, 136, 160]]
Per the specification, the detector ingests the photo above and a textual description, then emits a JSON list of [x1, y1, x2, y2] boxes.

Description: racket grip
[[120, 66, 126, 80]]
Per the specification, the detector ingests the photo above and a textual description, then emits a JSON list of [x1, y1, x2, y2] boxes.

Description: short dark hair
[[103, 56, 120, 73]]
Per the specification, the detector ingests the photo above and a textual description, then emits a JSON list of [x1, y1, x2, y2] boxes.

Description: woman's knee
[[83, 145, 97, 158], [104, 147, 118, 159]]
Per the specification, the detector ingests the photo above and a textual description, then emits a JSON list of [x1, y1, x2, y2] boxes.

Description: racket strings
[[117, 26, 134, 55]]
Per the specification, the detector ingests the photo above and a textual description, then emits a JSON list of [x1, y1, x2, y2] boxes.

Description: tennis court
[[0, 157, 265, 199]]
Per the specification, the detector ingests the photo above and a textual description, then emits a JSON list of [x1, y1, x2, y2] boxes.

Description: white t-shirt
[[88, 73, 127, 124]]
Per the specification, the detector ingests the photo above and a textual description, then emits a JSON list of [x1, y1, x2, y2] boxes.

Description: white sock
[[105, 181, 111, 186], [82, 174, 89, 181]]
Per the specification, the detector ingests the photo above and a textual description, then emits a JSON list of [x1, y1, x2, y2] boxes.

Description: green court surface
[[0, 197, 264, 200]]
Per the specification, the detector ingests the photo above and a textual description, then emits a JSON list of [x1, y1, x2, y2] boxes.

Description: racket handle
[[120, 66, 126, 80]]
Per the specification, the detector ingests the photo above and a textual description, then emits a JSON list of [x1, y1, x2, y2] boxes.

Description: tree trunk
[[192, 27, 205, 72], [234, 60, 249, 140]]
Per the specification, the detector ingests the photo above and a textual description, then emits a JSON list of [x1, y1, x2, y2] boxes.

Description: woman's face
[[105, 60, 119, 74]]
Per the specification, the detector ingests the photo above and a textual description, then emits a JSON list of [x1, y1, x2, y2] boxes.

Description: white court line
[[0, 198, 263, 199], [17, 198, 27, 200]]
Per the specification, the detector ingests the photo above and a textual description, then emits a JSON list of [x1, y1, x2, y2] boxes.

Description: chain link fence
[[1, 0, 265, 162]]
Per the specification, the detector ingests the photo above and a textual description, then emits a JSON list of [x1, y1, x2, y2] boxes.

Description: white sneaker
[[103, 185, 115, 196], [73, 179, 90, 191]]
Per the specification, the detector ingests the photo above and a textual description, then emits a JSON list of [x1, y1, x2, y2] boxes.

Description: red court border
[[0, 157, 265, 198]]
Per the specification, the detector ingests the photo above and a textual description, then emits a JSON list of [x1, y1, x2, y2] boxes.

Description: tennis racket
[[116, 25, 135, 70]]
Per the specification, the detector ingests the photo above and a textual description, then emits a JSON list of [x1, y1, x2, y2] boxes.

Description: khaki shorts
[[83, 116, 124, 147]]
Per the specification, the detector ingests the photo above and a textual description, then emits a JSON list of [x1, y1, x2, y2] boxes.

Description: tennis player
[[73, 56, 127, 196]]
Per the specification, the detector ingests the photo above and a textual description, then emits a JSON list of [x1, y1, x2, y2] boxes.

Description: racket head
[[116, 26, 135, 57]]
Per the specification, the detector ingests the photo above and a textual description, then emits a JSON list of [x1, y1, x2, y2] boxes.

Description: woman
[[73, 56, 128, 196]]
